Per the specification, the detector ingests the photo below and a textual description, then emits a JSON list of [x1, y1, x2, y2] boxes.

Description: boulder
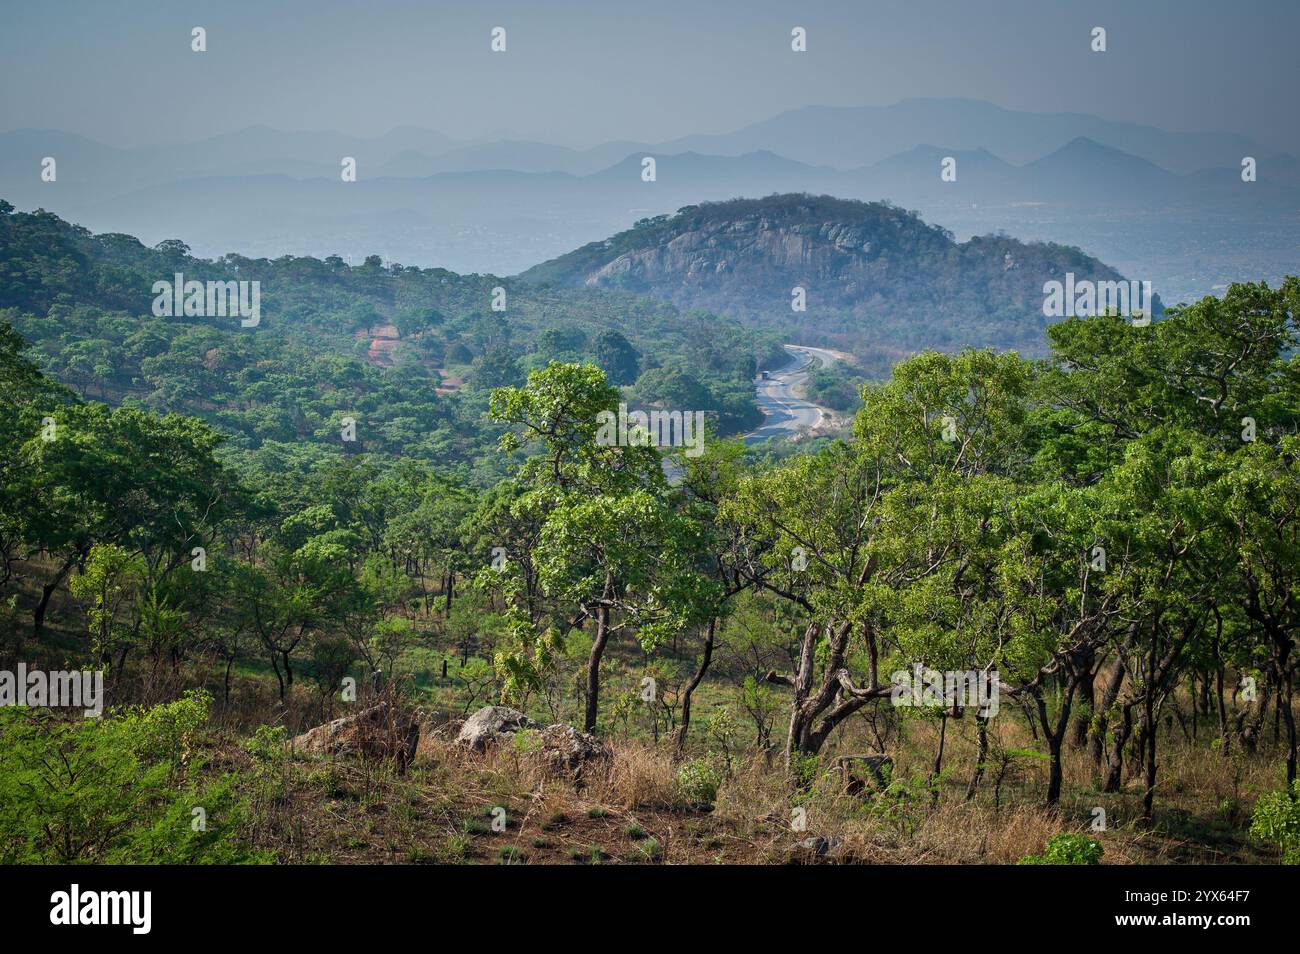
[[456, 705, 537, 751], [290, 701, 421, 766], [789, 835, 843, 863], [455, 707, 610, 781], [794, 835, 841, 856], [529, 723, 611, 780]]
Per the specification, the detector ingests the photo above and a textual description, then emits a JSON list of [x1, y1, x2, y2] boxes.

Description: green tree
[[592, 329, 640, 385], [489, 362, 715, 730]]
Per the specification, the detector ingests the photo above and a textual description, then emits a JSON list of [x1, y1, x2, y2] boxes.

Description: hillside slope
[[0, 201, 775, 479], [520, 194, 1153, 367]]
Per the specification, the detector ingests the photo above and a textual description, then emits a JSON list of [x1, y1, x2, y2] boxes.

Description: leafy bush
[[1018, 833, 1104, 866], [676, 758, 722, 805], [1249, 783, 1300, 863], [789, 752, 823, 792], [240, 723, 289, 763], [0, 690, 264, 863]]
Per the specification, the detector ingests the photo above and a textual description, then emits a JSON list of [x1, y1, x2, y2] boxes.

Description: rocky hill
[[520, 194, 1155, 367]]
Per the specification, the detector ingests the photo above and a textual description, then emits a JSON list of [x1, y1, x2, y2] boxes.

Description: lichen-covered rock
[[529, 723, 611, 780], [290, 701, 421, 766], [456, 705, 537, 751]]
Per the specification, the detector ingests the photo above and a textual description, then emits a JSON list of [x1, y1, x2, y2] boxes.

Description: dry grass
[[199, 694, 1294, 864], [595, 741, 680, 810]]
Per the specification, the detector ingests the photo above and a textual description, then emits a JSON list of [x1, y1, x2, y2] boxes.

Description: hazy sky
[[3, 0, 1297, 151]]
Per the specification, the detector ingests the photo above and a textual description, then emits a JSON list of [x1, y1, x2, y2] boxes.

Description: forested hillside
[[0, 200, 779, 484]]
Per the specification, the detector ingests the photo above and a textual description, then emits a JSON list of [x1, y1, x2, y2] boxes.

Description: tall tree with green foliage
[[489, 362, 715, 730]]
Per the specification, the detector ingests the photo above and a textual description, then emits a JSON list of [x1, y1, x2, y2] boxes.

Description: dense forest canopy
[[0, 200, 780, 485]]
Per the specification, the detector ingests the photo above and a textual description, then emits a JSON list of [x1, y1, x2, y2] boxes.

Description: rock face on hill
[[521, 194, 1153, 362]]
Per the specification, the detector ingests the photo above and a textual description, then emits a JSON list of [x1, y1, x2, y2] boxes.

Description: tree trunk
[[966, 713, 989, 802], [1070, 654, 1096, 749], [1141, 697, 1158, 827], [1045, 732, 1064, 805], [1035, 691, 1066, 806], [270, 654, 286, 701], [1102, 704, 1131, 793], [777, 621, 890, 775], [930, 713, 948, 807], [673, 618, 716, 755], [583, 604, 610, 733], [1215, 664, 1230, 756], [33, 556, 78, 639], [1279, 666, 1297, 787], [1032, 674, 1078, 807], [1091, 642, 1131, 770]]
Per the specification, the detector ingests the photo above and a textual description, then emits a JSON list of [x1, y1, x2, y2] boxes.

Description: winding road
[[743, 344, 841, 446]]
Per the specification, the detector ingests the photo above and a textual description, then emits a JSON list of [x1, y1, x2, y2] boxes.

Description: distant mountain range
[[652, 98, 1264, 174], [2, 98, 1294, 302]]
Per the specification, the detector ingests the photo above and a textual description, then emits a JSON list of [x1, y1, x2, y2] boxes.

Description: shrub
[[0, 690, 263, 863], [1018, 833, 1104, 866], [676, 758, 722, 805], [240, 723, 289, 763], [1249, 783, 1300, 863]]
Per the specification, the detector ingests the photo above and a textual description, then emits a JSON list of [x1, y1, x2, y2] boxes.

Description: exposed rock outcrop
[[455, 706, 611, 782], [520, 194, 1150, 361], [787, 834, 858, 864], [455, 705, 537, 751], [290, 701, 422, 766], [530, 723, 611, 781]]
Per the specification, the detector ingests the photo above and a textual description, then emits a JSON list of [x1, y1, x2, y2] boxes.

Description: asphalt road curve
[[743, 344, 839, 446]]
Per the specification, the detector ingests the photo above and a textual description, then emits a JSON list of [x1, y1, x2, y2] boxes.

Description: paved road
[[743, 344, 839, 446]]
